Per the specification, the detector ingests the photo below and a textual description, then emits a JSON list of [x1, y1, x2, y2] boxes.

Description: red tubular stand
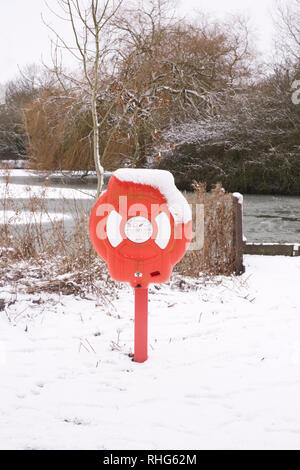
[[134, 287, 148, 363]]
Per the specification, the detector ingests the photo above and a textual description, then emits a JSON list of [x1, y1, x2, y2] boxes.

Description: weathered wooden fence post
[[233, 193, 245, 275]]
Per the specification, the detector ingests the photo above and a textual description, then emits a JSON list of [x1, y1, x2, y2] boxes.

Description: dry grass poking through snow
[[0, 171, 116, 301]]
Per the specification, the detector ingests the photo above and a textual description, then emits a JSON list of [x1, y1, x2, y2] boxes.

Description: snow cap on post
[[114, 168, 192, 225]]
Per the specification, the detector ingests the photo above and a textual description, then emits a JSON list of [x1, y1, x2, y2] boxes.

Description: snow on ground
[[0, 184, 95, 200], [0, 169, 94, 226], [0, 169, 96, 200], [0, 255, 300, 450]]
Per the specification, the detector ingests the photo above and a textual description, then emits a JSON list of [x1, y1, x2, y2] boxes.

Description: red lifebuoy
[[89, 170, 192, 288]]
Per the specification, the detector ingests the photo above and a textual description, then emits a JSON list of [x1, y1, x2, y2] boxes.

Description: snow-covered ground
[[0, 169, 96, 200], [0, 169, 94, 227], [0, 255, 300, 450]]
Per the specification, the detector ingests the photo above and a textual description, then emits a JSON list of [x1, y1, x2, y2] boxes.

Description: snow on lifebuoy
[[113, 168, 192, 225]]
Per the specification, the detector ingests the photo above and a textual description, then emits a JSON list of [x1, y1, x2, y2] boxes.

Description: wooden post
[[233, 195, 245, 275]]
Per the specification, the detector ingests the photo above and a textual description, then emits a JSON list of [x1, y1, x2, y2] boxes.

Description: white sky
[[0, 0, 277, 84]]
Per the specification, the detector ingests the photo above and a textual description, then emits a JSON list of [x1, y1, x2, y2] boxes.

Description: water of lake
[[243, 194, 300, 243], [0, 171, 299, 243]]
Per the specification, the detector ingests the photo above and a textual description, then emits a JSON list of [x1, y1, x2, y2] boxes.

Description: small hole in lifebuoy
[[150, 271, 160, 277]]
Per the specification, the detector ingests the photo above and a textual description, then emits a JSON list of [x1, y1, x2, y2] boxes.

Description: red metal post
[[134, 287, 148, 363]]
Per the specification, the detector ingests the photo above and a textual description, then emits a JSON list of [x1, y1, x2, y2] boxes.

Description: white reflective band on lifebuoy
[[154, 212, 171, 249], [106, 210, 123, 247]]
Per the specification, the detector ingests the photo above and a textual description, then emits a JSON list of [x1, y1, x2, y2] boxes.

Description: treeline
[[159, 69, 300, 194], [0, 0, 300, 195]]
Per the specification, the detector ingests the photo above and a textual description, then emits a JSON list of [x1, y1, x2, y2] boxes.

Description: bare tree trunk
[[92, 94, 104, 197], [91, 0, 104, 197]]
